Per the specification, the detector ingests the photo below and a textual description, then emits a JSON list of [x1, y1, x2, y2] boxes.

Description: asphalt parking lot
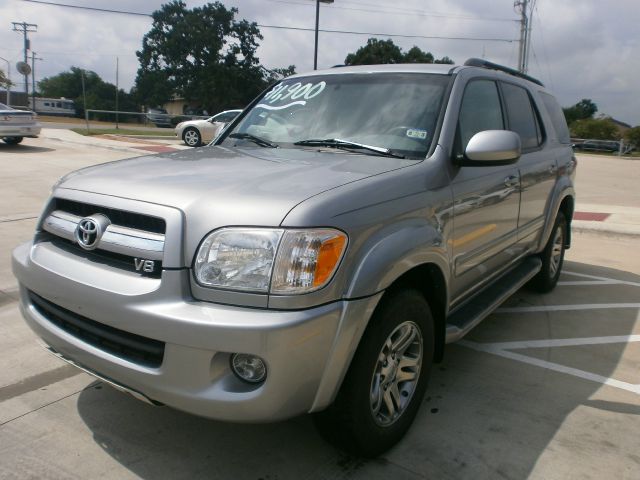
[[1, 134, 639, 479]]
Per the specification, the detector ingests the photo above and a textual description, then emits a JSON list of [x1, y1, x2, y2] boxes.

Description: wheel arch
[[380, 263, 448, 363], [537, 182, 575, 253], [310, 260, 449, 413], [558, 195, 574, 248]]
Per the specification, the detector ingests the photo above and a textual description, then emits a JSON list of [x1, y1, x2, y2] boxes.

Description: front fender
[[345, 218, 450, 300]]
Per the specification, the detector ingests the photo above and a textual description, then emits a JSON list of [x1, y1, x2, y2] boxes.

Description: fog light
[[230, 353, 267, 383]]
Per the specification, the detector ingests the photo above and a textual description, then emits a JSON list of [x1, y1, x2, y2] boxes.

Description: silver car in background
[[175, 109, 242, 146], [0, 103, 41, 145]]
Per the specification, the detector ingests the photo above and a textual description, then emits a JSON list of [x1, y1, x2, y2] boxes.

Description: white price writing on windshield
[[263, 81, 326, 104]]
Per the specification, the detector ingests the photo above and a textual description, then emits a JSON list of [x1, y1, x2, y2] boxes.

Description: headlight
[[195, 228, 283, 292], [194, 228, 347, 294]]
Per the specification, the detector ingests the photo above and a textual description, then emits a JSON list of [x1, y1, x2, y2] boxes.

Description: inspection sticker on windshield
[[406, 128, 427, 140]]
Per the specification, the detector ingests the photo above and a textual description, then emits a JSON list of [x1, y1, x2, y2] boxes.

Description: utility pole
[[313, 0, 334, 70], [12, 22, 38, 98], [514, 0, 530, 73], [115, 57, 119, 129], [31, 52, 43, 111]]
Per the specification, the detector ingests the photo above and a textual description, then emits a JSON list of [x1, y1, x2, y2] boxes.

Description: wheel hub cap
[[369, 321, 422, 427]]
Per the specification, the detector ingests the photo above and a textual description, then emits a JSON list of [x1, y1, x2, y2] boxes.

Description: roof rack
[[463, 58, 544, 87]]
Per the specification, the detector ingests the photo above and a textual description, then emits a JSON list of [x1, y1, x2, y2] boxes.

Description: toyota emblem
[[74, 214, 110, 250]]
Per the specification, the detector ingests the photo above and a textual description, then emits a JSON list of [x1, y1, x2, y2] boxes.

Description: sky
[[0, 0, 638, 126]]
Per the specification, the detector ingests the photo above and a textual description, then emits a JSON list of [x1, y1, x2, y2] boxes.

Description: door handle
[[504, 175, 519, 188]]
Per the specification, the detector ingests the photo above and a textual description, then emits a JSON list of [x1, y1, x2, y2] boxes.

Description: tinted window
[[539, 92, 571, 144], [501, 83, 542, 150], [216, 112, 238, 123], [457, 80, 504, 152]]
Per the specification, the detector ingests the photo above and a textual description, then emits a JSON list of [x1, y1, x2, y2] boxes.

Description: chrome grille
[[53, 198, 165, 234], [40, 198, 166, 276]]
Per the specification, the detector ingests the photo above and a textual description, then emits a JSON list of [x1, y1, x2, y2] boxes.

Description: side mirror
[[463, 130, 521, 165]]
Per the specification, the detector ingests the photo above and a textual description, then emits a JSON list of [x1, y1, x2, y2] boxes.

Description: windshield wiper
[[294, 138, 405, 158], [229, 132, 279, 148]]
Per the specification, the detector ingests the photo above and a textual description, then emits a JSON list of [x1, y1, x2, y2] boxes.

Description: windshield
[[222, 73, 450, 158]]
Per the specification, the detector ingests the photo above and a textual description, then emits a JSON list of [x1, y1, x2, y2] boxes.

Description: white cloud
[[0, 0, 637, 124]]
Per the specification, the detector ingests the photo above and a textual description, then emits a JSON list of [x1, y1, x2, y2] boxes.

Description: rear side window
[[539, 92, 571, 144], [216, 112, 238, 123], [457, 80, 504, 153], [501, 83, 543, 150]]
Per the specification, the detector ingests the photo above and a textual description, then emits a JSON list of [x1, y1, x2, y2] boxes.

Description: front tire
[[529, 211, 567, 292], [2, 136, 24, 145], [182, 127, 201, 147], [314, 289, 434, 457]]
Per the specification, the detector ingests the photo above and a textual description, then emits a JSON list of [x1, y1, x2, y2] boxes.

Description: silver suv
[[12, 59, 576, 457]]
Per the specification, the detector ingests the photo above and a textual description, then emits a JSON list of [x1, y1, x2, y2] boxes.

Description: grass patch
[[71, 128, 176, 137]]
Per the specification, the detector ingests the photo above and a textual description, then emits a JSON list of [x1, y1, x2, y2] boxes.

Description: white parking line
[[562, 270, 640, 287], [496, 303, 640, 313], [460, 340, 640, 395], [459, 270, 640, 395], [557, 280, 617, 286], [480, 335, 640, 350]]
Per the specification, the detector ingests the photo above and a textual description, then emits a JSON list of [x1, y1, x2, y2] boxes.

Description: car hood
[[57, 145, 418, 229]]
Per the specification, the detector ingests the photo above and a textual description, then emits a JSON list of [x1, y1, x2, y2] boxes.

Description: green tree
[[135, 1, 287, 113], [39, 67, 137, 118], [345, 38, 404, 65], [0, 69, 12, 88], [344, 38, 453, 65], [624, 126, 640, 147], [563, 98, 597, 126], [570, 117, 619, 140]]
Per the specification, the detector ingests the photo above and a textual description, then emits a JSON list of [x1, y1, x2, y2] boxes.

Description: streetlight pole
[[0, 56, 10, 106], [31, 51, 43, 111], [313, 0, 334, 70]]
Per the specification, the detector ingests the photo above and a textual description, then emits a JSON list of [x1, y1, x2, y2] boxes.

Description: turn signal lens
[[271, 229, 347, 294], [313, 235, 347, 287]]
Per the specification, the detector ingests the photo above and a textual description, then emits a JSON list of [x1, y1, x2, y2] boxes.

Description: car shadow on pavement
[[75, 261, 640, 479], [0, 144, 55, 154]]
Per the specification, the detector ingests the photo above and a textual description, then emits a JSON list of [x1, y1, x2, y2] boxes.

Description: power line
[[19, 0, 516, 43], [21, 0, 150, 17], [267, 0, 517, 22], [260, 24, 515, 42]]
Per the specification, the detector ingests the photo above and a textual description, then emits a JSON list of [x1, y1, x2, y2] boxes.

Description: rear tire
[[314, 289, 434, 457], [529, 211, 566, 293], [2, 136, 23, 145], [182, 127, 201, 147]]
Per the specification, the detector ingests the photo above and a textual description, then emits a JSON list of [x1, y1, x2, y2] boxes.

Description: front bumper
[[12, 240, 380, 422]]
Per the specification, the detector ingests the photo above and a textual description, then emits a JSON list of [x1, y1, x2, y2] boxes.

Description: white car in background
[[175, 109, 242, 147], [0, 103, 41, 145]]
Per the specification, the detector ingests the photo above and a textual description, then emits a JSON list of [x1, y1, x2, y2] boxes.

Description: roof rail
[[463, 58, 544, 87]]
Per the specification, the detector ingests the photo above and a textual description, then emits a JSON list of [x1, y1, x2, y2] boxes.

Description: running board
[[445, 257, 542, 343]]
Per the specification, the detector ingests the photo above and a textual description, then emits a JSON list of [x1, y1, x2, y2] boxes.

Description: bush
[[570, 118, 619, 140]]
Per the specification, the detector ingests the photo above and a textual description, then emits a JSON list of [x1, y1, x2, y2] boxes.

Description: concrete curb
[[111, 134, 179, 140], [42, 133, 145, 154], [572, 222, 640, 239]]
